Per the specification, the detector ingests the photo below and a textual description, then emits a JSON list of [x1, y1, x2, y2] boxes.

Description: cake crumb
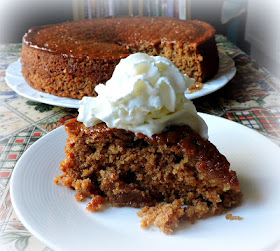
[[189, 82, 204, 93], [75, 192, 86, 202], [54, 177, 60, 184], [137, 199, 185, 234], [225, 213, 243, 221], [86, 195, 105, 212]]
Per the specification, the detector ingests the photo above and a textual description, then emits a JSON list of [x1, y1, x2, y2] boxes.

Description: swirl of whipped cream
[[78, 53, 208, 138]]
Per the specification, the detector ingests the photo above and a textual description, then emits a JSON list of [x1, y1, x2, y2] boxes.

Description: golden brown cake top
[[23, 16, 216, 60]]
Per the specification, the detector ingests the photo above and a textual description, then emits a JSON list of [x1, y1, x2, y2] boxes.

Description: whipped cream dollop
[[78, 53, 208, 138]]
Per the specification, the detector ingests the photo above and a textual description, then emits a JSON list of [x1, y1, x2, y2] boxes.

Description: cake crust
[[22, 17, 219, 99]]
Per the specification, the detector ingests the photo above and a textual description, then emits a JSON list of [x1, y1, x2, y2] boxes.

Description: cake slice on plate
[[55, 53, 242, 234]]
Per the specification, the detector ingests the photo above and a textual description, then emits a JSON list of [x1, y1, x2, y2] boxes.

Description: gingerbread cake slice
[[57, 119, 241, 234], [55, 53, 241, 234]]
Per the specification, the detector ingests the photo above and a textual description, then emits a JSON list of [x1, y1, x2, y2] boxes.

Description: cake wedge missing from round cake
[[21, 16, 219, 99], [55, 53, 242, 234]]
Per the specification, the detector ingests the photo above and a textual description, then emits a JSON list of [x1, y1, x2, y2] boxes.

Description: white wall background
[[0, 0, 73, 43], [245, 0, 280, 77]]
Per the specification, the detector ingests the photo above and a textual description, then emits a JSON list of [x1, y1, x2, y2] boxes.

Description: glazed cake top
[[23, 16, 216, 60]]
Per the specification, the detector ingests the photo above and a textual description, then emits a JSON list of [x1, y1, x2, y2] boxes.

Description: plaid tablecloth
[[0, 36, 279, 250]]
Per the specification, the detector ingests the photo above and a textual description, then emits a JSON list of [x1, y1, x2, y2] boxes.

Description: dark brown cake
[[22, 16, 219, 99], [55, 118, 242, 234]]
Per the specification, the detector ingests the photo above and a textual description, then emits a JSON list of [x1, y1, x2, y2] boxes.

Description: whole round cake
[[21, 16, 219, 99]]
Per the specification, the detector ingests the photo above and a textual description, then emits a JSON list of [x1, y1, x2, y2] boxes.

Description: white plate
[[11, 113, 280, 251], [5, 53, 236, 108]]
